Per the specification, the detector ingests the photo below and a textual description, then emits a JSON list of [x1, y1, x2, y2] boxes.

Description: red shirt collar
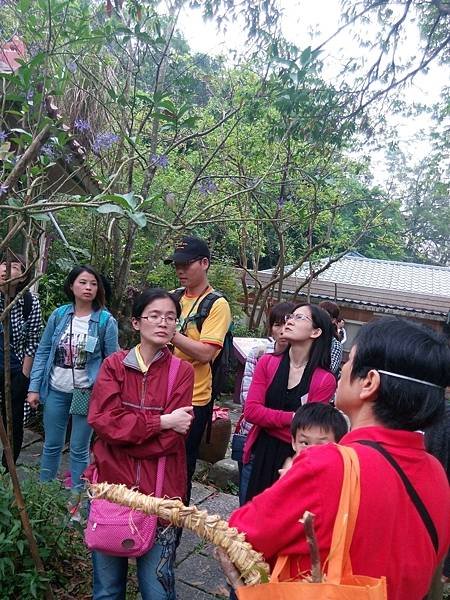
[[342, 425, 425, 451]]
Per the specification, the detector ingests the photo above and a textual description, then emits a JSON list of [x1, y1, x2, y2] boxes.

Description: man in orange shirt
[[166, 236, 231, 502]]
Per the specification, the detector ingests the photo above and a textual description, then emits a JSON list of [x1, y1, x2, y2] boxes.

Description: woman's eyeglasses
[[284, 313, 312, 323], [140, 314, 179, 325]]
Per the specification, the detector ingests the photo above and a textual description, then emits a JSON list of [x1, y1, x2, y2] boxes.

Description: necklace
[[290, 360, 308, 369]]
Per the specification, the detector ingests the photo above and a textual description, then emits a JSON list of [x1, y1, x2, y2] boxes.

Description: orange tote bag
[[237, 446, 387, 600]]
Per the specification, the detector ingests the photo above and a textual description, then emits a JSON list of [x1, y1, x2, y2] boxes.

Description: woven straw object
[[89, 482, 269, 586]]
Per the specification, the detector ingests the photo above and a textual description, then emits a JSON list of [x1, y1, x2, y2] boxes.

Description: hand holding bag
[[84, 356, 181, 557], [236, 445, 387, 600]]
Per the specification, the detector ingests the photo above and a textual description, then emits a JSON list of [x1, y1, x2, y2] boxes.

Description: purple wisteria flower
[[28, 43, 43, 58], [0, 183, 8, 196], [151, 154, 169, 168], [0, 130, 7, 143], [92, 132, 119, 153], [74, 118, 91, 132], [26, 89, 34, 102], [41, 143, 56, 159], [198, 178, 218, 195]]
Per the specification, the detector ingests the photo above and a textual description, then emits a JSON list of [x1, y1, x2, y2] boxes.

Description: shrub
[[0, 469, 89, 599]]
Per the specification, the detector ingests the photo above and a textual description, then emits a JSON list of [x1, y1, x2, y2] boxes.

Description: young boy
[[279, 403, 349, 477]]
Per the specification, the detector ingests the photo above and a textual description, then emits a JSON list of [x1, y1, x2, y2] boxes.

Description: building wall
[[337, 306, 446, 351]]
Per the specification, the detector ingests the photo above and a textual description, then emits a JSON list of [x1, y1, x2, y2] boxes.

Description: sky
[[177, 0, 445, 185]]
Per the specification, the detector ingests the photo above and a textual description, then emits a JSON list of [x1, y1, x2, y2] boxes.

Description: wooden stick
[[300, 511, 322, 583], [2, 257, 14, 449], [0, 255, 54, 599]]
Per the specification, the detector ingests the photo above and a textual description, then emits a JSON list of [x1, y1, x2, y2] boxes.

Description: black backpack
[[172, 288, 235, 402], [22, 290, 33, 321]]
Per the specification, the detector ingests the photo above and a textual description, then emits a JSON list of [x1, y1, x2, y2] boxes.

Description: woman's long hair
[[293, 303, 333, 373]]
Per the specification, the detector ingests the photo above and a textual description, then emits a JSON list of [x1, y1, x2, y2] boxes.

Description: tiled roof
[[252, 254, 450, 318], [288, 254, 450, 297]]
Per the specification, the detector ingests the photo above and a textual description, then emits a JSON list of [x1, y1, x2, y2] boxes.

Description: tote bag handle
[[325, 445, 360, 583], [270, 445, 361, 585]]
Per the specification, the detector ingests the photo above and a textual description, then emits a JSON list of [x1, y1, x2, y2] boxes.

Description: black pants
[[185, 401, 213, 505], [1, 370, 29, 467]]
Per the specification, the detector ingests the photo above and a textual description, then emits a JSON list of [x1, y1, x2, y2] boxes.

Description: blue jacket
[[29, 304, 119, 402]]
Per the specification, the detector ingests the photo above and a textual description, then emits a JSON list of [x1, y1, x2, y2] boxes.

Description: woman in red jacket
[[86, 288, 194, 600], [242, 303, 336, 502]]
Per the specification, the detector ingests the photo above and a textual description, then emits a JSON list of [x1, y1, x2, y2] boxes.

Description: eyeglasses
[[284, 313, 312, 324], [140, 313, 179, 325]]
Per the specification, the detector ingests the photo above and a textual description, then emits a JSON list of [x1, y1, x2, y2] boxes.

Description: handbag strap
[[154, 356, 181, 496], [69, 314, 76, 389], [326, 445, 361, 583], [356, 439, 439, 554]]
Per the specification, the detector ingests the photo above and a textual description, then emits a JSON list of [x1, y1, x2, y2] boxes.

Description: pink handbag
[[85, 356, 181, 557]]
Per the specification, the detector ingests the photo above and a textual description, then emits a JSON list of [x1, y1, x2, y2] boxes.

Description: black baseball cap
[[164, 236, 210, 264]]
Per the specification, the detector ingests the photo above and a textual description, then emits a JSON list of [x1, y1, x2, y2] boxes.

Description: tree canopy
[[1, 0, 448, 333]]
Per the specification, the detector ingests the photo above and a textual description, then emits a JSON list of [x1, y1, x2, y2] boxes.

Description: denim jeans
[[239, 460, 253, 506], [40, 387, 92, 490], [92, 525, 177, 600]]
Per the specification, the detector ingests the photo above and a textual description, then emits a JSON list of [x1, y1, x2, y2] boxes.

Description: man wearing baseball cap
[[165, 236, 232, 503]]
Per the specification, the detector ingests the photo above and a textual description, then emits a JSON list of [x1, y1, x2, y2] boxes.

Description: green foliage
[[0, 469, 88, 599], [223, 480, 239, 496], [208, 263, 243, 319], [2, 0, 445, 334], [232, 321, 263, 338], [145, 261, 243, 320], [145, 263, 179, 291], [36, 271, 67, 322]]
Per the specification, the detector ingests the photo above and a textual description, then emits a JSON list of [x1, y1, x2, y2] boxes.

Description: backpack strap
[[171, 287, 185, 303], [97, 309, 112, 359], [54, 304, 72, 322], [356, 439, 439, 554], [167, 355, 181, 400], [22, 291, 33, 321], [196, 291, 223, 332]]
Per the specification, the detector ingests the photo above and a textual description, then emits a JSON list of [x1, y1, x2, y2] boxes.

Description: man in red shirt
[[229, 318, 450, 600]]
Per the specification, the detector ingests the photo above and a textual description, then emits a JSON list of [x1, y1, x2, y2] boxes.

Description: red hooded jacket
[[85, 346, 194, 500]]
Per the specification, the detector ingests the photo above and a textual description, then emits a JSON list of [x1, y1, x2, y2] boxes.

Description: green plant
[[232, 322, 263, 338], [0, 469, 89, 599], [224, 480, 239, 496], [36, 271, 67, 322]]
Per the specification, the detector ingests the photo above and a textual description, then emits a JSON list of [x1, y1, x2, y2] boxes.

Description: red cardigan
[[230, 426, 450, 600], [85, 347, 194, 500], [242, 353, 336, 464]]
